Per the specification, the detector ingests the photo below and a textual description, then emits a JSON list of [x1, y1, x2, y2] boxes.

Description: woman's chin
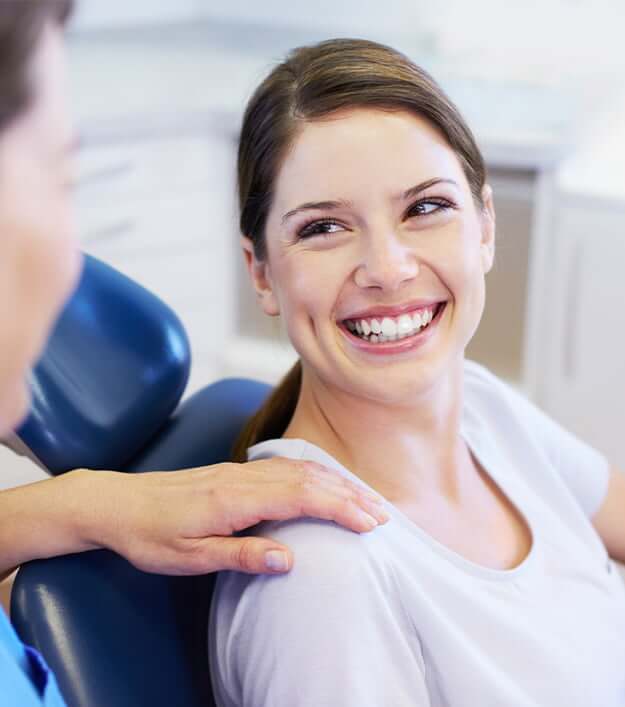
[[337, 366, 436, 406]]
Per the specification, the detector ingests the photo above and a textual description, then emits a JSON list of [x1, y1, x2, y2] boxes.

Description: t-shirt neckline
[[248, 431, 539, 583]]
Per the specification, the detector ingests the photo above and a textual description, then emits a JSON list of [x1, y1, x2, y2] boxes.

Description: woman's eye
[[406, 198, 454, 218], [297, 219, 344, 239]]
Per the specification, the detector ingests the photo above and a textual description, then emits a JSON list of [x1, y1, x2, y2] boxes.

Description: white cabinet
[[536, 198, 625, 467]]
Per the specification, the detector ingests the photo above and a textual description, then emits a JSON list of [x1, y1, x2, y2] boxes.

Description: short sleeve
[[0, 608, 67, 706], [464, 360, 610, 518], [209, 519, 430, 707]]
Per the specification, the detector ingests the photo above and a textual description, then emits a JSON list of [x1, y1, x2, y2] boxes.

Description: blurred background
[[2, 0, 625, 487]]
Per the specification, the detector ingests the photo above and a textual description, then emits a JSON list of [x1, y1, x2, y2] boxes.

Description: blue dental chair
[[5, 255, 271, 707]]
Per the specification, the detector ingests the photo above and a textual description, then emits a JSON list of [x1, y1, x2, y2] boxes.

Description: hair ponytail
[[231, 361, 302, 462]]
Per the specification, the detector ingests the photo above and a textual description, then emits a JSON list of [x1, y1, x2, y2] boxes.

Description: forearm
[[0, 469, 115, 576]]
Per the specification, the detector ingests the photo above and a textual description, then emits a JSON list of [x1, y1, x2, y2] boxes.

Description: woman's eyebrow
[[399, 177, 460, 201], [281, 177, 460, 224], [281, 198, 352, 225]]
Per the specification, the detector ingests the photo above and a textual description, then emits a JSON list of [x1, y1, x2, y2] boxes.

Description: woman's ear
[[479, 184, 496, 274], [241, 236, 280, 316]]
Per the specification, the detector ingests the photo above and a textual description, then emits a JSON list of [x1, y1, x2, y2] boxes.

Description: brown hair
[[0, 0, 74, 132], [232, 38, 486, 462]]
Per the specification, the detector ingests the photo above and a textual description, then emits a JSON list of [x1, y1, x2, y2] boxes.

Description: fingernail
[[265, 550, 290, 572], [373, 508, 391, 524], [359, 511, 379, 528], [361, 499, 390, 523]]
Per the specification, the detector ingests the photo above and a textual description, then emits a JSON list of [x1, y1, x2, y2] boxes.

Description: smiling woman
[[209, 38, 625, 707], [231, 39, 493, 460]]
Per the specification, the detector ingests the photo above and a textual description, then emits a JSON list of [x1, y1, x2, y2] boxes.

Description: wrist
[[60, 468, 126, 554], [0, 469, 119, 573]]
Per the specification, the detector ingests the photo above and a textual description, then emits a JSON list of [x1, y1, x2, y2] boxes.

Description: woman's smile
[[338, 300, 448, 356]]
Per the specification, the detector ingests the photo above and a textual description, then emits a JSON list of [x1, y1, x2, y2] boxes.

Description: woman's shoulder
[[209, 513, 396, 689], [232, 514, 389, 600], [462, 358, 529, 420], [463, 358, 507, 394], [461, 359, 553, 450], [209, 506, 421, 707]]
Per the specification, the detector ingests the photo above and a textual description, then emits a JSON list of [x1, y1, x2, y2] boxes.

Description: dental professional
[[0, 3, 389, 704]]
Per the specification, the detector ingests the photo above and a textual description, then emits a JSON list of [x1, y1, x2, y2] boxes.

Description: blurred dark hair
[[0, 0, 74, 132]]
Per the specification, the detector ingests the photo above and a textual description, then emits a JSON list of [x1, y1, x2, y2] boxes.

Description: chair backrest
[[7, 254, 272, 706]]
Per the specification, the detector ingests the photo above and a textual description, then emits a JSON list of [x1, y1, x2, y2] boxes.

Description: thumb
[[201, 536, 293, 575]]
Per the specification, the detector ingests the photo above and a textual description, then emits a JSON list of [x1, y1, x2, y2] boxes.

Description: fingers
[[294, 486, 389, 533], [196, 536, 294, 575], [299, 462, 391, 527], [236, 457, 391, 533]]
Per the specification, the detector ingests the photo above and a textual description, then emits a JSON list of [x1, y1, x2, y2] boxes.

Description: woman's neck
[[283, 357, 476, 505]]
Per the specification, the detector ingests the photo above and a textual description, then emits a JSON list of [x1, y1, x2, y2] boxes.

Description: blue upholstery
[[17, 255, 191, 475], [9, 255, 272, 707]]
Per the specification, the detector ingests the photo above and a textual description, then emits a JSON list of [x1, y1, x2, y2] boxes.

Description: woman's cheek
[[277, 257, 340, 345]]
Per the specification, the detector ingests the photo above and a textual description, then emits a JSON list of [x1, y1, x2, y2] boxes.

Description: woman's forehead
[[272, 108, 466, 207]]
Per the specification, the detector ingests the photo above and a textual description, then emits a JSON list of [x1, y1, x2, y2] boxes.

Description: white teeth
[[344, 303, 441, 344], [397, 314, 413, 337], [380, 317, 397, 337]]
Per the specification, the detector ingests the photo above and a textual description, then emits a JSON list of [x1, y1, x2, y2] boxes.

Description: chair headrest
[[12, 255, 190, 475]]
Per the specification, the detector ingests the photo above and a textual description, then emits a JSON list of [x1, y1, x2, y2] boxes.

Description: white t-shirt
[[209, 360, 625, 707]]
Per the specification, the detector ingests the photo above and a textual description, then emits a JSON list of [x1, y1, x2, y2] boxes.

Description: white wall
[[193, 0, 438, 35], [70, 0, 201, 31], [70, 0, 625, 88], [429, 0, 625, 81]]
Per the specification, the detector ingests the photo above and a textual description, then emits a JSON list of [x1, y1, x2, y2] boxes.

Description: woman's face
[[244, 108, 495, 405], [0, 23, 81, 436]]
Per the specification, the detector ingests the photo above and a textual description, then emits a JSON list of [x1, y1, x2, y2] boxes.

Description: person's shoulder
[[214, 515, 391, 621], [463, 358, 533, 408], [260, 515, 388, 584], [463, 358, 506, 392], [226, 439, 399, 617], [462, 358, 542, 437]]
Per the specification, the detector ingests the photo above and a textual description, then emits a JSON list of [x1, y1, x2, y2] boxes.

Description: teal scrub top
[[0, 606, 66, 706]]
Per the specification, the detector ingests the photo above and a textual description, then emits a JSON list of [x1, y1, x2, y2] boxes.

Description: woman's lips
[[339, 302, 446, 355], [340, 299, 444, 322]]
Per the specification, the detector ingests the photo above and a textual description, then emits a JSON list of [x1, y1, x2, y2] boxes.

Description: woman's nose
[[354, 233, 419, 292]]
